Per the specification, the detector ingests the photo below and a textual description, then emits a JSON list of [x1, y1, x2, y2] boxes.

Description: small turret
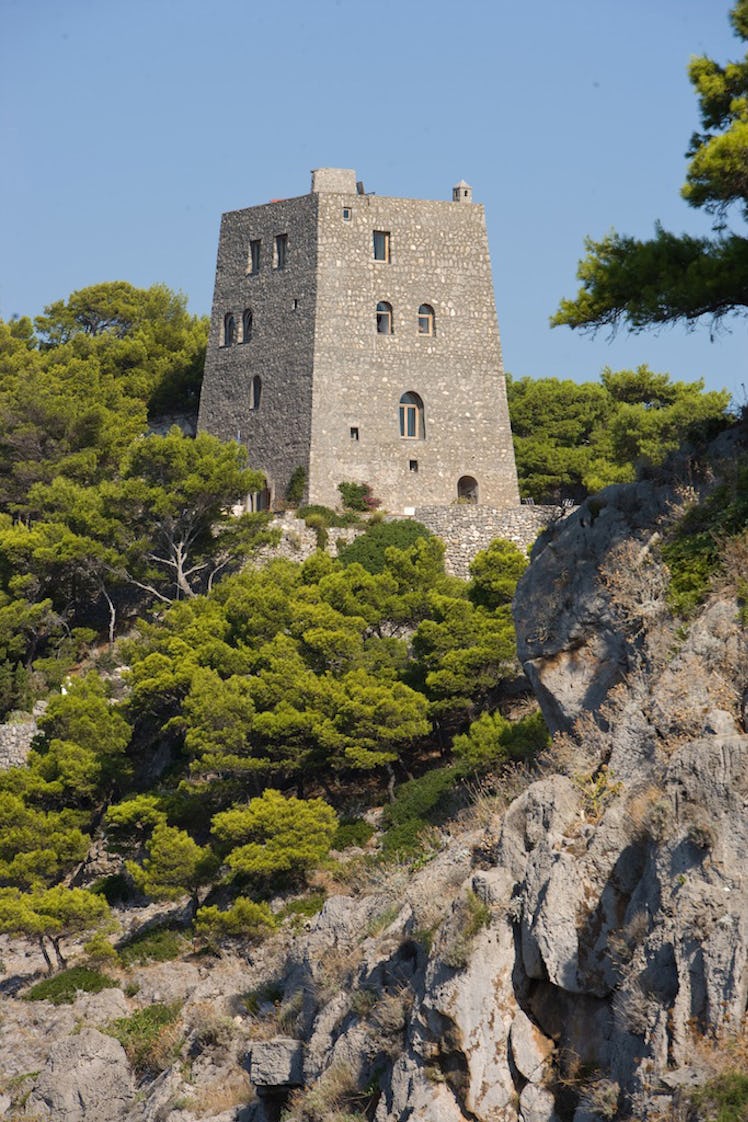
[[452, 179, 472, 203]]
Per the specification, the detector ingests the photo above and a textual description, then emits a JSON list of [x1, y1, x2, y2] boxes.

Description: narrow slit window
[[249, 240, 261, 274], [373, 230, 390, 262], [275, 233, 288, 269], [242, 308, 253, 342], [249, 375, 262, 411]]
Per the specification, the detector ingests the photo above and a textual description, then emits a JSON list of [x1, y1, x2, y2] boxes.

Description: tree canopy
[[553, 1, 748, 335], [507, 368, 731, 502]]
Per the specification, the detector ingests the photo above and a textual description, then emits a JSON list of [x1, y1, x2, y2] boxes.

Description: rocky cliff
[[1, 438, 745, 1122]]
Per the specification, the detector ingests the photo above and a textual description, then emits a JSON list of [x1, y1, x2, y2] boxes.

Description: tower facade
[[198, 168, 520, 512]]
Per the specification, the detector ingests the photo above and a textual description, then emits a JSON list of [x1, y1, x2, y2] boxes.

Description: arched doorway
[[249, 486, 271, 512], [457, 476, 478, 504]]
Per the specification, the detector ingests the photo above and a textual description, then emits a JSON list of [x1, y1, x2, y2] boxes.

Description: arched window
[[242, 308, 253, 343], [376, 301, 393, 335], [457, 476, 479, 504], [418, 304, 435, 336], [399, 391, 425, 439], [223, 313, 236, 346], [249, 375, 262, 411]]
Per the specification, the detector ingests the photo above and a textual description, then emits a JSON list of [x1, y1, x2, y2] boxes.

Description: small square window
[[373, 230, 390, 262], [274, 233, 288, 270], [409, 459, 418, 472], [342, 207, 352, 221], [248, 240, 261, 274], [350, 427, 359, 441]]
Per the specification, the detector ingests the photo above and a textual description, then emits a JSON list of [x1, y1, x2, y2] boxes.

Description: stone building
[[198, 168, 520, 513]]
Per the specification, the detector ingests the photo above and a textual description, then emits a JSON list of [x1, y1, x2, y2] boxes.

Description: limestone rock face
[[513, 480, 674, 734], [27, 1028, 134, 1121], [249, 1037, 305, 1087], [5, 439, 747, 1122]]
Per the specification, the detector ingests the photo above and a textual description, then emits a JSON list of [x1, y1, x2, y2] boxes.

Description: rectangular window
[[409, 459, 418, 472], [275, 233, 288, 270], [249, 240, 261, 274], [350, 427, 359, 441], [342, 207, 352, 221], [373, 230, 390, 262]]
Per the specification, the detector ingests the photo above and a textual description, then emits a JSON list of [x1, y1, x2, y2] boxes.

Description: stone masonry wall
[[0, 716, 38, 771], [198, 169, 520, 514], [414, 504, 566, 578], [198, 192, 320, 505], [253, 505, 563, 581], [309, 186, 519, 512]]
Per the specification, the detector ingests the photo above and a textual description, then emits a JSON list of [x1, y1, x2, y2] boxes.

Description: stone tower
[[198, 168, 519, 512]]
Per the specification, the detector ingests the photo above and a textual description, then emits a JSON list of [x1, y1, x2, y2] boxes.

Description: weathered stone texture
[[198, 169, 520, 513], [0, 716, 38, 770], [415, 504, 564, 577]]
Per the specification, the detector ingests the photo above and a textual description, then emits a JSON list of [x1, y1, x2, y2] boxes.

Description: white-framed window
[[399, 391, 425, 439], [418, 303, 435, 336], [373, 230, 390, 262], [376, 301, 393, 335]]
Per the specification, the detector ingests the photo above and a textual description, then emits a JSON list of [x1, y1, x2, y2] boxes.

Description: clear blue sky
[[1, 0, 745, 406]]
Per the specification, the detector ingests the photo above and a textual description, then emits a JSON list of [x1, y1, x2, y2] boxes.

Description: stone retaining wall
[[414, 504, 567, 578], [256, 505, 566, 579], [0, 717, 38, 771]]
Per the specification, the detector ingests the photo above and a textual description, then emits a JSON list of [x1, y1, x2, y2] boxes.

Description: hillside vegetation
[[0, 283, 745, 1122]]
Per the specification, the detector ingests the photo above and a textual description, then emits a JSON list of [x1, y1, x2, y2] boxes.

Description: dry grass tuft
[[182, 1068, 254, 1115]]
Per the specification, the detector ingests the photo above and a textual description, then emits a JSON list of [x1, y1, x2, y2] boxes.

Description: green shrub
[[689, 1072, 748, 1122], [332, 819, 375, 850], [380, 819, 430, 859], [281, 891, 327, 920], [298, 505, 340, 527], [24, 966, 117, 1005], [383, 767, 459, 829], [453, 709, 549, 773], [195, 897, 277, 946], [118, 924, 189, 967], [337, 481, 380, 512], [337, 520, 432, 574], [90, 873, 135, 906], [379, 767, 459, 858], [107, 1002, 182, 1076], [241, 982, 284, 1014], [663, 454, 748, 616], [84, 932, 119, 965], [286, 467, 307, 507], [303, 513, 329, 550], [440, 890, 491, 970]]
